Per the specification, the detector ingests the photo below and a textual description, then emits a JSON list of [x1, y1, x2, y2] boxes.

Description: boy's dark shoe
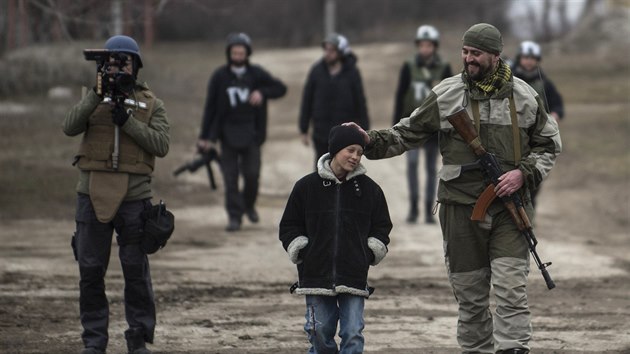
[[80, 348, 105, 354], [498, 349, 529, 354], [245, 208, 259, 223]]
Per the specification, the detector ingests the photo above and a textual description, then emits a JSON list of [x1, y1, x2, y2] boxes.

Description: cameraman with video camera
[[63, 35, 169, 354]]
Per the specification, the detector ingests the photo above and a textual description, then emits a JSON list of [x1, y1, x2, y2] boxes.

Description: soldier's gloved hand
[[111, 105, 131, 126]]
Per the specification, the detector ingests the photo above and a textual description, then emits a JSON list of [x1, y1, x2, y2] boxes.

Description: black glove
[[111, 104, 130, 126]]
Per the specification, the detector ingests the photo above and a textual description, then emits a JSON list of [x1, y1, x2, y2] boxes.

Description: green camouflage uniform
[[365, 70, 561, 352]]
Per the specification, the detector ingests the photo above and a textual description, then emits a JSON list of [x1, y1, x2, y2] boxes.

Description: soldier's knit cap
[[328, 125, 366, 157], [462, 23, 503, 55]]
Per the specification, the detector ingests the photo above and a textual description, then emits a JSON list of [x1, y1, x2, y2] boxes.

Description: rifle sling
[[509, 95, 521, 165], [470, 97, 521, 165]]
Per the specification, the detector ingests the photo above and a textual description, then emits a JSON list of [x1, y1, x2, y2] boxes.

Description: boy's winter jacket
[[279, 154, 392, 297]]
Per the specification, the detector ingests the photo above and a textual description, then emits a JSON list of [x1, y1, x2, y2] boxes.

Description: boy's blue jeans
[[304, 294, 365, 354]]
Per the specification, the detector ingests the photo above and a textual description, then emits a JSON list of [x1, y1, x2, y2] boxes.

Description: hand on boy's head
[[341, 122, 370, 144]]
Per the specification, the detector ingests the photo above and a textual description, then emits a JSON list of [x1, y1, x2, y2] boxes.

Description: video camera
[[173, 149, 221, 190], [83, 49, 135, 99]]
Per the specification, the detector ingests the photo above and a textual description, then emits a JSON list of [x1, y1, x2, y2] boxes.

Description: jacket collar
[[317, 153, 366, 184]]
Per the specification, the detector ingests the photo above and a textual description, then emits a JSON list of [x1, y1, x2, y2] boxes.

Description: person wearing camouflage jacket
[[345, 24, 561, 354]]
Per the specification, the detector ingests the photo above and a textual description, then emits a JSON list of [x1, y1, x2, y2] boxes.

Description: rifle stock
[[446, 107, 555, 290], [447, 108, 486, 156]]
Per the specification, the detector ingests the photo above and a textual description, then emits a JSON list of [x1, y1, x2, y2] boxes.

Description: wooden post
[[7, 0, 16, 50], [323, 0, 336, 37], [18, 0, 28, 48], [144, 0, 155, 49]]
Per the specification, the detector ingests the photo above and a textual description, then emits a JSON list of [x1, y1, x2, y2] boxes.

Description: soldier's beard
[[465, 61, 492, 81]]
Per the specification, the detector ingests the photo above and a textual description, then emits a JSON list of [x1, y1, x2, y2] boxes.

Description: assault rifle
[[447, 108, 555, 290], [173, 149, 220, 190]]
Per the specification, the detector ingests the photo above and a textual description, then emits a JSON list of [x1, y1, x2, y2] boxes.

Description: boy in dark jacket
[[279, 125, 392, 354]]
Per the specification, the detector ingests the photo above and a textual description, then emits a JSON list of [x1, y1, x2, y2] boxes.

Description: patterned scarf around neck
[[465, 59, 512, 98]]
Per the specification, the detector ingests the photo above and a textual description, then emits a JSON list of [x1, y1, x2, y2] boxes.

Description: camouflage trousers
[[439, 203, 532, 353]]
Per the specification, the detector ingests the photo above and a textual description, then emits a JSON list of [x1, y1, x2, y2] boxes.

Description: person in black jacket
[[299, 33, 370, 168], [198, 33, 286, 231], [279, 125, 392, 354], [511, 40, 564, 209]]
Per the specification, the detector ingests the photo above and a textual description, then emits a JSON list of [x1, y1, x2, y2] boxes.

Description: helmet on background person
[[518, 40, 542, 60], [415, 25, 440, 46], [226, 32, 253, 56], [322, 33, 352, 56], [104, 35, 143, 69]]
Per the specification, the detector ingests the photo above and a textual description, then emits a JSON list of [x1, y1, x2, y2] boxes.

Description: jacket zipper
[[332, 183, 341, 290]]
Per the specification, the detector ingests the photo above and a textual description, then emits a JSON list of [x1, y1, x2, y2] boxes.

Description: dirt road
[[1, 41, 629, 353]]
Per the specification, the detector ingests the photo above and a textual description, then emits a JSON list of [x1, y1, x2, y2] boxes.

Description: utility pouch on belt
[[140, 200, 174, 254]]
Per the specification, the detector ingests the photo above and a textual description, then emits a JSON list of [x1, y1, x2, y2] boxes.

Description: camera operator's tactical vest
[[77, 89, 156, 174], [402, 56, 449, 117]]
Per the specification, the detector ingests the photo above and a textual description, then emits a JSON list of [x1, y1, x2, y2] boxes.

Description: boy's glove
[[287, 236, 309, 264]]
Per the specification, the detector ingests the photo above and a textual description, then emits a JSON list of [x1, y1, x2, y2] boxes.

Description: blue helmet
[[105, 35, 143, 68]]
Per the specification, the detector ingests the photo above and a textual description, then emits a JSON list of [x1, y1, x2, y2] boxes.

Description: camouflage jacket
[[366, 72, 561, 210]]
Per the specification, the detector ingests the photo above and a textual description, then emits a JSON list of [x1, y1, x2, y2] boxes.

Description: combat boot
[[406, 198, 419, 224], [124, 328, 152, 354], [226, 217, 241, 232], [80, 348, 105, 354], [245, 207, 259, 223]]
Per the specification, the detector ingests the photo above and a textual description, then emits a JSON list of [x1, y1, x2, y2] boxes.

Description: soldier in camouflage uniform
[[345, 24, 561, 354], [63, 35, 169, 354]]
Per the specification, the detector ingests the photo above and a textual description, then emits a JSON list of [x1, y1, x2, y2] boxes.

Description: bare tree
[[557, 0, 570, 36], [6, 0, 16, 50], [541, 0, 552, 42]]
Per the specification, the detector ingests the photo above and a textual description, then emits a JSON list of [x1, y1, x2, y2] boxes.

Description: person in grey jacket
[[280, 125, 392, 354], [63, 35, 169, 354]]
